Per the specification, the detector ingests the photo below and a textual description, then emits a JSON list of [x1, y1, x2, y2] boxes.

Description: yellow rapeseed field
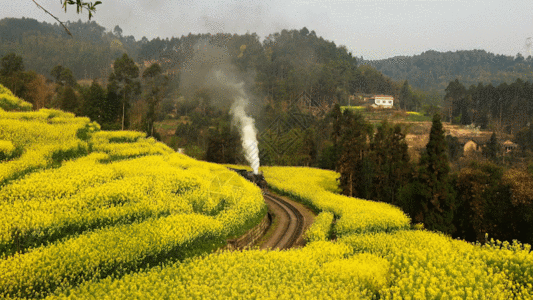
[[1, 105, 532, 299]]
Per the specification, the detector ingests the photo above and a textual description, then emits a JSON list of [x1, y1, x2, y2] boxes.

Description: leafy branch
[[31, 0, 102, 36]]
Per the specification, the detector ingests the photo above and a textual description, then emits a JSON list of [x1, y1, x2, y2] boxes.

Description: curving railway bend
[[227, 168, 315, 250], [258, 192, 315, 250]]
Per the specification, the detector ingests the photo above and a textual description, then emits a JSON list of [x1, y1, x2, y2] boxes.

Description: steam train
[[227, 168, 268, 190]]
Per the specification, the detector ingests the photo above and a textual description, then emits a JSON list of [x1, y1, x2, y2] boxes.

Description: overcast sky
[[3, 0, 533, 60]]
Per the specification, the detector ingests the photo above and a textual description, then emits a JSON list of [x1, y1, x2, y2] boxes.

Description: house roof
[[503, 140, 518, 146], [456, 136, 492, 145]]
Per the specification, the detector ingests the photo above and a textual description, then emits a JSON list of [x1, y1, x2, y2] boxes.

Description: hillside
[[2, 102, 532, 298], [365, 49, 533, 93]]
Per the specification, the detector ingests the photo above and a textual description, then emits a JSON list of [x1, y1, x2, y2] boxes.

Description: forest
[[366, 49, 533, 94]]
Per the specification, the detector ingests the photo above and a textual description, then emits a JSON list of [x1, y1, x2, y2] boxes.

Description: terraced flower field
[[1, 88, 532, 299], [0, 106, 265, 299]]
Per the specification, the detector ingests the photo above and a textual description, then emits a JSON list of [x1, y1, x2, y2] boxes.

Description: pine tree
[[483, 132, 500, 162], [399, 80, 411, 110], [369, 120, 412, 204], [416, 113, 456, 234], [336, 109, 373, 197]]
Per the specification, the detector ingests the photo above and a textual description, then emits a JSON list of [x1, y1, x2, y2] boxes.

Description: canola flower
[[3, 105, 532, 299], [0, 152, 266, 298], [47, 242, 389, 300], [0, 213, 226, 299], [0, 140, 16, 160], [0, 84, 33, 111], [1, 107, 266, 298], [305, 211, 334, 243], [0, 109, 90, 185], [264, 166, 532, 299], [341, 230, 532, 299], [0, 154, 204, 255], [262, 166, 411, 236], [90, 131, 173, 161]]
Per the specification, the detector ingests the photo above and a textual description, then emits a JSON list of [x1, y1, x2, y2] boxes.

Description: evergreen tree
[[81, 80, 106, 124], [399, 80, 411, 110], [59, 85, 78, 113], [483, 132, 500, 162], [336, 109, 373, 197], [369, 120, 412, 204], [416, 113, 456, 234], [205, 118, 240, 164], [300, 128, 317, 167], [445, 134, 463, 162], [51, 65, 76, 87], [328, 103, 343, 171]]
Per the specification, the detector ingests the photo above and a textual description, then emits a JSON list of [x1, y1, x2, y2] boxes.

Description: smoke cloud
[[179, 40, 260, 173]]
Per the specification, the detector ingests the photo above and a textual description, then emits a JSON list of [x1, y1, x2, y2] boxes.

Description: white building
[[371, 95, 394, 108]]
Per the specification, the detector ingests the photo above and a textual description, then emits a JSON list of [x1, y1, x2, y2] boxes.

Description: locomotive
[[227, 168, 268, 189]]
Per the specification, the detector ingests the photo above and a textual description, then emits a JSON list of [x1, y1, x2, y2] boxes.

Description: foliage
[[262, 166, 411, 236], [445, 134, 463, 161], [367, 120, 411, 205], [483, 132, 500, 162], [442, 78, 533, 134], [0, 83, 32, 111], [108, 53, 141, 130], [368, 49, 533, 93], [50, 65, 76, 87], [48, 242, 389, 300], [0, 52, 24, 76], [0, 108, 266, 298], [0, 108, 90, 186], [61, 0, 102, 20], [341, 230, 527, 299], [335, 108, 373, 197], [412, 113, 456, 234], [305, 211, 334, 243]]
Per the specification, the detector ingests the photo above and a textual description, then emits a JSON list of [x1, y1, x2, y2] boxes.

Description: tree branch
[[31, 0, 72, 36]]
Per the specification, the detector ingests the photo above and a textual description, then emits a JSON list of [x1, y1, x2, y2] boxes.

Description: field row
[[0, 107, 266, 299]]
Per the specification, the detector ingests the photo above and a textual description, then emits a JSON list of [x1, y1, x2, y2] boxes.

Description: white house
[[371, 95, 394, 108]]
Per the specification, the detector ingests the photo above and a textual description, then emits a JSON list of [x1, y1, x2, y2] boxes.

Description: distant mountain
[[363, 50, 533, 93]]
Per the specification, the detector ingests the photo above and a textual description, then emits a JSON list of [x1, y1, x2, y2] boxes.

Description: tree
[[1, 53, 24, 77], [369, 120, 412, 204], [113, 25, 123, 38], [205, 116, 240, 164], [399, 114, 456, 233], [142, 63, 168, 137], [108, 53, 140, 130], [59, 85, 79, 113], [80, 80, 106, 123], [399, 80, 412, 110], [336, 109, 373, 197], [444, 79, 467, 123], [0, 53, 26, 97], [483, 132, 500, 162], [416, 113, 456, 234], [51, 65, 76, 87], [445, 134, 463, 162], [300, 128, 317, 166]]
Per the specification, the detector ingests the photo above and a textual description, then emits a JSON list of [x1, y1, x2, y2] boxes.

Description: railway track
[[260, 192, 305, 250]]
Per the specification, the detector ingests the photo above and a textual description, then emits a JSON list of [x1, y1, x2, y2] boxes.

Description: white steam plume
[[214, 70, 260, 174]]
